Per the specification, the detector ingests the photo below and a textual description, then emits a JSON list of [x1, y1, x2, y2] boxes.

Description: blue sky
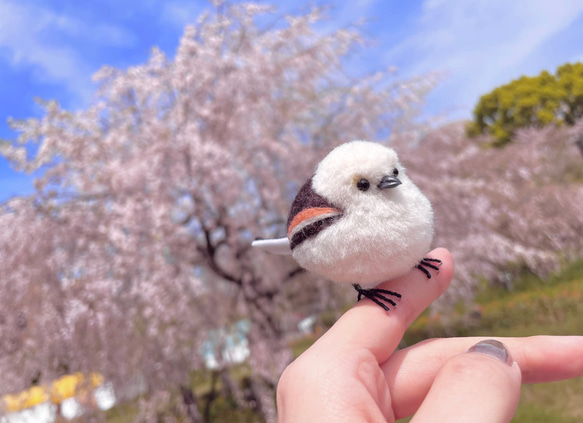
[[2, 0, 583, 202]]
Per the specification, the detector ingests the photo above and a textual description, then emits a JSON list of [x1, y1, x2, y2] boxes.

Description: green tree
[[557, 62, 583, 125], [466, 62, 583, 146]]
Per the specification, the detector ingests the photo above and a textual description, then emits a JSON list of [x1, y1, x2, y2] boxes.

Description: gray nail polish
[[467, 339, 512, 365]]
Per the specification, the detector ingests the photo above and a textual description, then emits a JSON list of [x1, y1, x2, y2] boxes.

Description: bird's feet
[[353, 283, 402, 312], [416, 257, 442, 278], [352, 258, 442, 311]]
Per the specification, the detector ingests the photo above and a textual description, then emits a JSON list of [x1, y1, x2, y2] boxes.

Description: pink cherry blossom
[[0, 3, 436, 421]]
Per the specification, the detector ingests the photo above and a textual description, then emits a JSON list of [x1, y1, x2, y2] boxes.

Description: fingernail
[[467, 339, 512, 365]]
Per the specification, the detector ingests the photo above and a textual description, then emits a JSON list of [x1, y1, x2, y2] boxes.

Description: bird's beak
[[377, 175, 402, 189]]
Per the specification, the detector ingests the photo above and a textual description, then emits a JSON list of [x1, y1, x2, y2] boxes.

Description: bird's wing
[[286, 177, 343, 250], [251, 237, 292, 255]]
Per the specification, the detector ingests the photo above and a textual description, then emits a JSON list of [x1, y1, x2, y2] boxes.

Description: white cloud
[[159, 1, 207, 28], [0, 0, 136, 103], [0, 1, 79, 80], [383, 0, 583, 114], [59, 19, 137, 48]]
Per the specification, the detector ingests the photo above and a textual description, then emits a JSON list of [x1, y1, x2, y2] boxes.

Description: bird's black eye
[[356, 178, 370, 192], [393, 168, 399, 177]]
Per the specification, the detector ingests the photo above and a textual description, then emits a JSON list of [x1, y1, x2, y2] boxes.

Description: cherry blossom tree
[[393, 121, 583, 310], [0, 2, 436, 421]]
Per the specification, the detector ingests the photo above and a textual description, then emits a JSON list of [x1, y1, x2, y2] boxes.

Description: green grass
[[104, 402, 140, 423], [514, 377, 583, 423]]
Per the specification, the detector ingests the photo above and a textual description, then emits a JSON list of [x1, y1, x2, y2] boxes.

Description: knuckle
[[277, 354, 316, 396], [277, 361, 299, 393], [441, 352, 512, 384]]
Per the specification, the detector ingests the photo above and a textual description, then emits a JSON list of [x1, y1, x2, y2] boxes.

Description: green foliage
[[466, 62, 583, 146], [205, 393, 260, 423]]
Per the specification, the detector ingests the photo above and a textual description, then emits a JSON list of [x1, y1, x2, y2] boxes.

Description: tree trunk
[[180, 385, 204, 423], [203, 371, 219, 422]]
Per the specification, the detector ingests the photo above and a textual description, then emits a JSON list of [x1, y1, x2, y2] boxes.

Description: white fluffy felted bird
[[252, 140, 440, 311]]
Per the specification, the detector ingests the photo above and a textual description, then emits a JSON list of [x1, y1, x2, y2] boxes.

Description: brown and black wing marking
[[286, 177, 343, 250]]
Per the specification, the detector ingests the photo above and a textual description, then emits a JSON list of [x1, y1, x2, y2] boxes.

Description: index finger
[[385, 335, 583, 419], [315, 247, 454, 363]]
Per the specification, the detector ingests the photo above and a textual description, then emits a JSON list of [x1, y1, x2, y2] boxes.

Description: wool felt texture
[[286, 177, 343, 250], [253, 140, 435, 290]]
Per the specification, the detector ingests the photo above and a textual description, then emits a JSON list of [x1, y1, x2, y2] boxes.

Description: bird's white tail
[[251, 238, 292, 255]]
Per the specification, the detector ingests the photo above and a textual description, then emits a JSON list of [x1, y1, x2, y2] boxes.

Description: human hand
[[277, 248, 583, 422]]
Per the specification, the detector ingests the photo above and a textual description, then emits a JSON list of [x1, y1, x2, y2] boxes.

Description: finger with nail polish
[[411, 339, 521, 423]]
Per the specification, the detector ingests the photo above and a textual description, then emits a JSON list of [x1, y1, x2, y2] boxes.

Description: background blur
[[0, 1, 582, 422]]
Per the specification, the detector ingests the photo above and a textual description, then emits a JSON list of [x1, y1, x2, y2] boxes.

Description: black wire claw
[[353, 283, 402, 312], [416, 257, 442, 278]]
